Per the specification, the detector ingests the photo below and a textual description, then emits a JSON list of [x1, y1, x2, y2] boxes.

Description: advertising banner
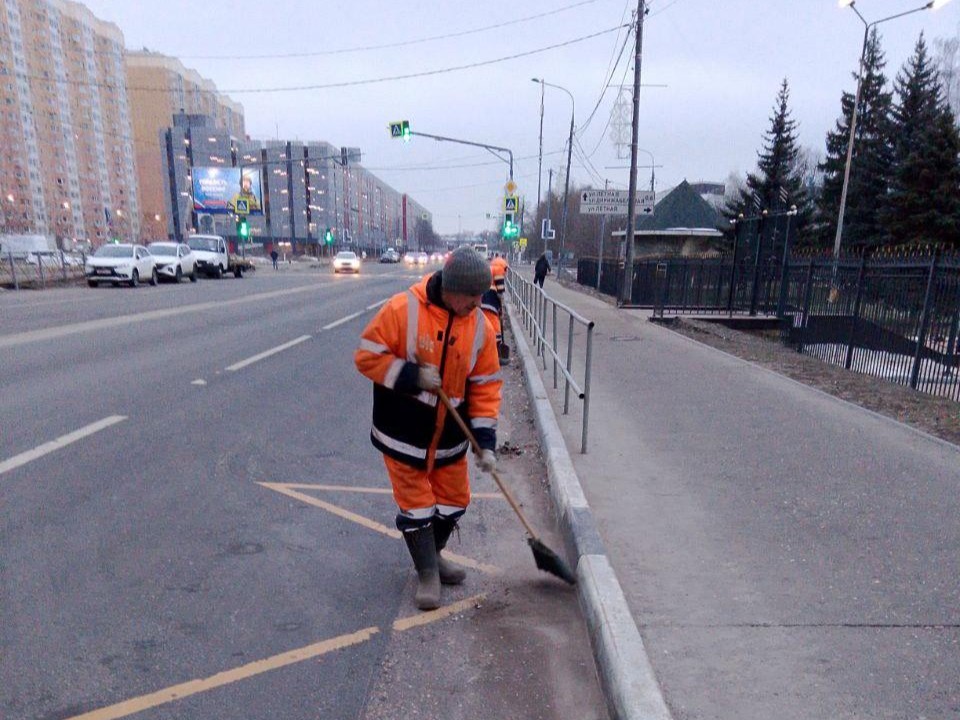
[[192, 167, 263, 215]]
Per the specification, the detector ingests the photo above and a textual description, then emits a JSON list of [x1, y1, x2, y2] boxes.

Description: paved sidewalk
[[508, 276, 960, 720]]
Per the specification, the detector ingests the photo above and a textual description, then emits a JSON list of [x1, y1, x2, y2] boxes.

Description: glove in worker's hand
[[417, 364, 441, 393], [478, 449, 497, 473]]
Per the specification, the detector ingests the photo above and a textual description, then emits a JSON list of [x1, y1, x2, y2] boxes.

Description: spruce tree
[[817, 29, 894, 250], [882, 34, 960, 246], [723, 79, 812, 249]]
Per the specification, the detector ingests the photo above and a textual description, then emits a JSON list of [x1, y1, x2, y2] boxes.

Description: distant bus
[[472, 243, 488, 256]]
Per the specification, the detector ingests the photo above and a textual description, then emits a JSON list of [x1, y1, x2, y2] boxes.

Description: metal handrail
[[506, 270, 595, 453]]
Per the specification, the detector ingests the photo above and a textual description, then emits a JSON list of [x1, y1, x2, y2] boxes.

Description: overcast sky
[[82, 0, 959, 234]]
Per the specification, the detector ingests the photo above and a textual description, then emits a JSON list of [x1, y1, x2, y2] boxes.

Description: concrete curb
[[505, 302, 672, 720]]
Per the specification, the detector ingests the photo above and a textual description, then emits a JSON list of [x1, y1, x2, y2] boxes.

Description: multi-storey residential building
[[125, 51, 243, 240], [0, 0, 139, 245], [160, 113, 432, 252]]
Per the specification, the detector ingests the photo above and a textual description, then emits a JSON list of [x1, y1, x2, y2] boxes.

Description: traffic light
[[325, 228, 334, 244], [401, 120, 411, 142], [236, 218, 250, 239], [502, 212, 519, 239]]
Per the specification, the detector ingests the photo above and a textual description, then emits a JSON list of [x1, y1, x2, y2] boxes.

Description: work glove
[[417, 364, 441, 393], [477, 449, 497, 473]]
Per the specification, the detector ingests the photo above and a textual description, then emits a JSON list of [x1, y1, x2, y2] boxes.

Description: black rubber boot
[[402, 525, 441, 610], [433, 515, 466, 586]]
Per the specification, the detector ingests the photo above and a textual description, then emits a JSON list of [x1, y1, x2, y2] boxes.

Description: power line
[[366, 149, 566, 172], [179, 0, 600, 60], [12, 25, 626, 96], [576, 19, 634, 136]]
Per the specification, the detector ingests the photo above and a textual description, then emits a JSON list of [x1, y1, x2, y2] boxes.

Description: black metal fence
[[577, 249, 960, 402], [1, 250, 87, 289]]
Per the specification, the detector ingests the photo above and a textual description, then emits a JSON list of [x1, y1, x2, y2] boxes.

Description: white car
[[148, 241, 197, 283], [85, 243, 157, 287], [333, 251, 361, 274]]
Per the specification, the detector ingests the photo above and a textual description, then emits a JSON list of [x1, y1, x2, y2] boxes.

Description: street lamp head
[[531, 77, 542, 83], [838, 0, 855, 7], [931, 0, 952, 10]]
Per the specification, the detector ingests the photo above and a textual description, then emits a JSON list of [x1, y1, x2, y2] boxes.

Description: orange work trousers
[[383, 454, 470, 514]]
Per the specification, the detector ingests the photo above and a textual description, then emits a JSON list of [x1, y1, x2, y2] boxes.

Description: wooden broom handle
[[436, 388, 539, 539]]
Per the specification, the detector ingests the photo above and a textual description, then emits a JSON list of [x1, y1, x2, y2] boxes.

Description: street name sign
[[579, 189, 655, 216]]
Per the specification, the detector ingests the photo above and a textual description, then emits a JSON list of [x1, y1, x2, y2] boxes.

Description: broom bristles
[[527, 537, 577, 585]]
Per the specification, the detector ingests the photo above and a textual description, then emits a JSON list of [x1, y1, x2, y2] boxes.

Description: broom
[[437, 388, 576, 585]]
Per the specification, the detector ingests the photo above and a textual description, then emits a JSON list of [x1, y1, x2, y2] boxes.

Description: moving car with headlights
[[85, 244, 158, 287], [147, 242, 197, 283], [186, 234, 253, 278], [333, 250, 361, 274]]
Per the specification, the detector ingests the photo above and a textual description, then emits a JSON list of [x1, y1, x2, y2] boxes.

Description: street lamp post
[[532, 78, 574, 276], [833, 0, 949, 267]]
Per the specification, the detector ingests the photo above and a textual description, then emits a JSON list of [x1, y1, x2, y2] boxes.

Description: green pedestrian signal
[[325, 228, 334, 244], [389, 120, 411, 142], [502, 219, 519, 239], [237, 218, 250, 239]]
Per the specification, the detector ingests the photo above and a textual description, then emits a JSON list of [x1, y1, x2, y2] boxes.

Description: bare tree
[[934, 26, 960, 119]]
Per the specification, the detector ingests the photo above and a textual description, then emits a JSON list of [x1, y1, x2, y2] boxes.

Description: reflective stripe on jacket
[[480, 287, 502, 344], [355, 272, 502, 469]]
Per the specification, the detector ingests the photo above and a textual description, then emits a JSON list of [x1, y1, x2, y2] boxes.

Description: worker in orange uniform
[[355, 247, 502, 610], [490, 252, 509, 296]]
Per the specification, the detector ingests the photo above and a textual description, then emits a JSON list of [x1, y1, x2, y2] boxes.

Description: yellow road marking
[[440, 551, 501, 575], [276, 482, 505, 500], [258, 483, 502, 574], [393, 594, 486, 632], [258, 482, 401, 538], [66, 627, 379, 720]]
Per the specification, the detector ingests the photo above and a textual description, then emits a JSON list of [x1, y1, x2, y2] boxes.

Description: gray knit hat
[[442, 247, 491, 295]]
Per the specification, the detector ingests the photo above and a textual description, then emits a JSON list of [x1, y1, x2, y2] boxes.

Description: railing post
[[844, 253, 868, 370], [910, 250, 940, 390], [8, 250, 18, 290], [797, 260, 816, 354], [59, 249, 67, 282], [564, 314, 574, 414], [749, 211, 767, 316], [581, 322, 594, 453], [726, 220, 741, 315], [552, 302, 559, 386]]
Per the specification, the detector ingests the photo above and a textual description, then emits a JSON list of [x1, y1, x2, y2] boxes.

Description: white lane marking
[[0, 415, 127, 477], [366, 299, 388, 311], [0, 283, 335, 350], [225, 335, 312, 372], [191, 379, 207, 386], [321, 310, 365, 331]]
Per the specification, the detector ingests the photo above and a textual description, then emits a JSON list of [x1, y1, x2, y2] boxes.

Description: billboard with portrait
[[192, 167, 263, 215]]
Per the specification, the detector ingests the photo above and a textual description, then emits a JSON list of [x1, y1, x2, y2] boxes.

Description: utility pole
[[619, 0, 646, 306], [546, 168, 554, 255], [597, 178, 609, 290], [536, 80, 545, 218]]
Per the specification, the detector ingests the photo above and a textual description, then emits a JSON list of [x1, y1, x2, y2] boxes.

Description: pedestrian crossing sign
[[504, 196, 518, 212], [235, 199, 249, 215]]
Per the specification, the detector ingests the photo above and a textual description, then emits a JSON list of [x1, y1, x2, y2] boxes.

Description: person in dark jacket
[[534, 253, 551, 287]]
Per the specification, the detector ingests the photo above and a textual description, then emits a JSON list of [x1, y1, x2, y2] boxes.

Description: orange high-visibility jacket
[[355, 273, 502, 469], [490, 256, 509, 292]]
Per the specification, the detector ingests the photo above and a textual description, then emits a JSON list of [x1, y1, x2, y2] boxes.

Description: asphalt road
[[0, 262, 606, 720]]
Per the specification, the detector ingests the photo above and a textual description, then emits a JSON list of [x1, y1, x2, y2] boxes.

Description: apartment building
[[161, 113, 431, 252], [125, 50, 243, 240], [0, 0, 139, 245]]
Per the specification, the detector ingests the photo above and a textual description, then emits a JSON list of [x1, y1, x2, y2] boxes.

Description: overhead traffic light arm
[[407, 130, 514, 181]]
